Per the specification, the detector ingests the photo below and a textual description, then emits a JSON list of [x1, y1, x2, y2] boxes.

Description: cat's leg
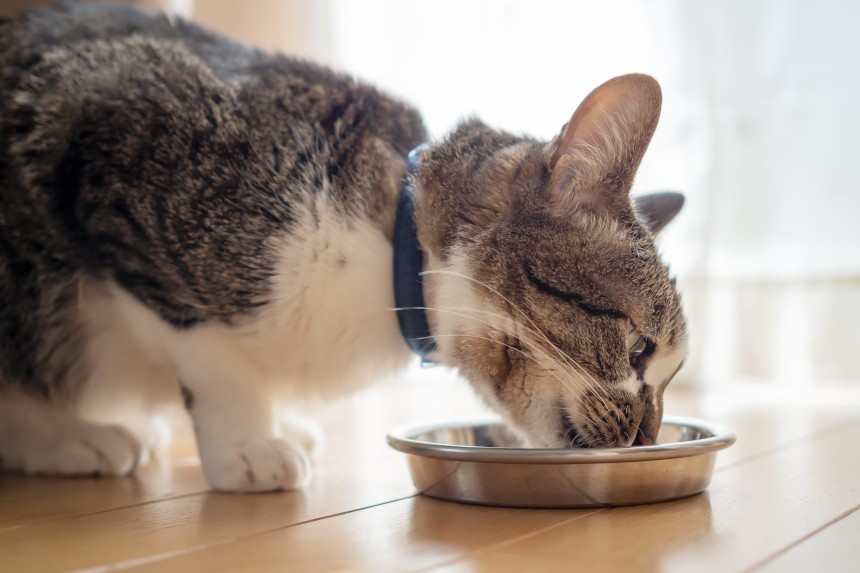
[[0, 334, 172, 477], [72, 278, 183, 466], [0, 392, 142, 476], [0, 276, 162, 477], [74, 343, 179, 466], [172, 328, 312, 492], [277, 409, 325, 461]]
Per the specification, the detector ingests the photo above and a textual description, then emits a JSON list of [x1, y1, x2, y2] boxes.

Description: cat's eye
[[627, 327, 650, 368], [628, 331, 647, 356]]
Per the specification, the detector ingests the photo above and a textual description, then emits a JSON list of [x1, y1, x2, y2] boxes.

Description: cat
[[0, 2, 687, 492]]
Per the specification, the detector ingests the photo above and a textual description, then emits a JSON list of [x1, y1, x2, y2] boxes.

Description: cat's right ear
[[634, 191, 685, 234], [545, 74, 662, 219]]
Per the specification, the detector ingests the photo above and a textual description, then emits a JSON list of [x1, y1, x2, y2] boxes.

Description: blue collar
[[393, 145, 437, 363]]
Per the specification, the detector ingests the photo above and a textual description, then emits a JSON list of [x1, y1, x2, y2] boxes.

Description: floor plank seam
[[741, 502, 860, 573], [410, 508, 605, 573], [715, 416, 860, 474], [67, 493, 419, 573], [0, 490, 211, 533]]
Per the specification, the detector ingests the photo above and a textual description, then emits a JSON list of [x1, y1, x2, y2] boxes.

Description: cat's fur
[[0, 3, 687, 491]]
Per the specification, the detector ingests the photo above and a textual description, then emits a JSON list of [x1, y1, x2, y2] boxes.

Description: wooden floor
[[2, 375, 859, 573]]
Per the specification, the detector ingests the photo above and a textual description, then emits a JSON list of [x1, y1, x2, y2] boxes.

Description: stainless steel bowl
[[388, 416, 736, 508]]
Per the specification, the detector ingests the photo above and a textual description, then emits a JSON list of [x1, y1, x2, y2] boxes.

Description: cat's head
[[415, 74, 687, 448]]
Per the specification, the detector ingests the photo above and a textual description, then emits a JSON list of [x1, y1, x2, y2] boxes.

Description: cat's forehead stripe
[[523, 262, 627, 320]]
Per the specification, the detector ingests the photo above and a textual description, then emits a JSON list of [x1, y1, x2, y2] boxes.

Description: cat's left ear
[[634, 191, 685, 234], [545, 74, 662, 218]]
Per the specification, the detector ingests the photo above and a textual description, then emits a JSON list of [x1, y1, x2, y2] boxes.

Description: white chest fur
[[82, 196, 412, 414], [243, 205, 412, 397]]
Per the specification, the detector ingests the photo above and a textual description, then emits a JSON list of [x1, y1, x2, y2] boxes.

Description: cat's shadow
[[404, 492, 714, 571]]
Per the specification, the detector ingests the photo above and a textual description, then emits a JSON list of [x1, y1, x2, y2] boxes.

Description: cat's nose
[[633, 402, 661, 446], [634, 427, 656, 446]]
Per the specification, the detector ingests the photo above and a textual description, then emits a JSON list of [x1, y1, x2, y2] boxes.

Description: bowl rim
[[387, 415, 737, 464]]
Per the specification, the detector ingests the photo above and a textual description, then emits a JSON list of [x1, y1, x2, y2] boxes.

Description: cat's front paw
[[22, 424, 142, 477], [200, 437, 312, 492]]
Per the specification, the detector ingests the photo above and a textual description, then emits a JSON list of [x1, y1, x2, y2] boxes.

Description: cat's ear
[[545, 74, 662, 218], [634, 191, 684, 234]]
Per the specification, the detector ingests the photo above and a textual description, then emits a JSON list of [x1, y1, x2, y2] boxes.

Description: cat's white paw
[[201, 437, 312, 492], [22, 425, 142, 476]]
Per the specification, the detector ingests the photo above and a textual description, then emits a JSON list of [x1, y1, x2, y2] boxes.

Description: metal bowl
[[387, 416, 736, 508]]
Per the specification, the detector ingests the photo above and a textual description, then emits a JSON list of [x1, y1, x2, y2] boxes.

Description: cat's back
[[0, 2, 425, 326], [0, 2, 298, 287], [0, 1, 424, 173], [1, 2, 375, 143]]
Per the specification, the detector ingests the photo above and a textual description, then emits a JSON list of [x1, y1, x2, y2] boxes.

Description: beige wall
[[192, 0, 331, 60], [1, 0, 332, 61]]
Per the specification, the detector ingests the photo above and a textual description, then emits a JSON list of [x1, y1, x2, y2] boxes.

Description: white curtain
[[645, 1, 860, 385]]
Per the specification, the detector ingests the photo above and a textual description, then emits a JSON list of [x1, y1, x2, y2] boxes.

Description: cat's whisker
[[415, 331, 599, 421], [418, 271, 617, 404], [410, 333, 584, 399], [396, 305, 603, 404], [506, 328, 615, 424], [522, 332, 614, 404], [445, 306, 617, 414], [412, 324, 591, 404], [509, 326, 615, 419], [563, 428, 577, 447], [421, 269, 564, 352], [517, 328, 615, 413]]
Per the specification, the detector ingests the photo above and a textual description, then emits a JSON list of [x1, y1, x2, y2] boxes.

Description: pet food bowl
[[388, 416, 735, 508]]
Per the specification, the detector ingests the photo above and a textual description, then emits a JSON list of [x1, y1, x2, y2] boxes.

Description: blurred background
[[3, 0, 859, 388]]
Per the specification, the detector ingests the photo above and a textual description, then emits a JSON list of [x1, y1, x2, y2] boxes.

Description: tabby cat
[[0, 3, 687, 491]]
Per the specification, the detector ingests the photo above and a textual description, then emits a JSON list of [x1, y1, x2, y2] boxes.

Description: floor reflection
[[400, 492, 714, 572]]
